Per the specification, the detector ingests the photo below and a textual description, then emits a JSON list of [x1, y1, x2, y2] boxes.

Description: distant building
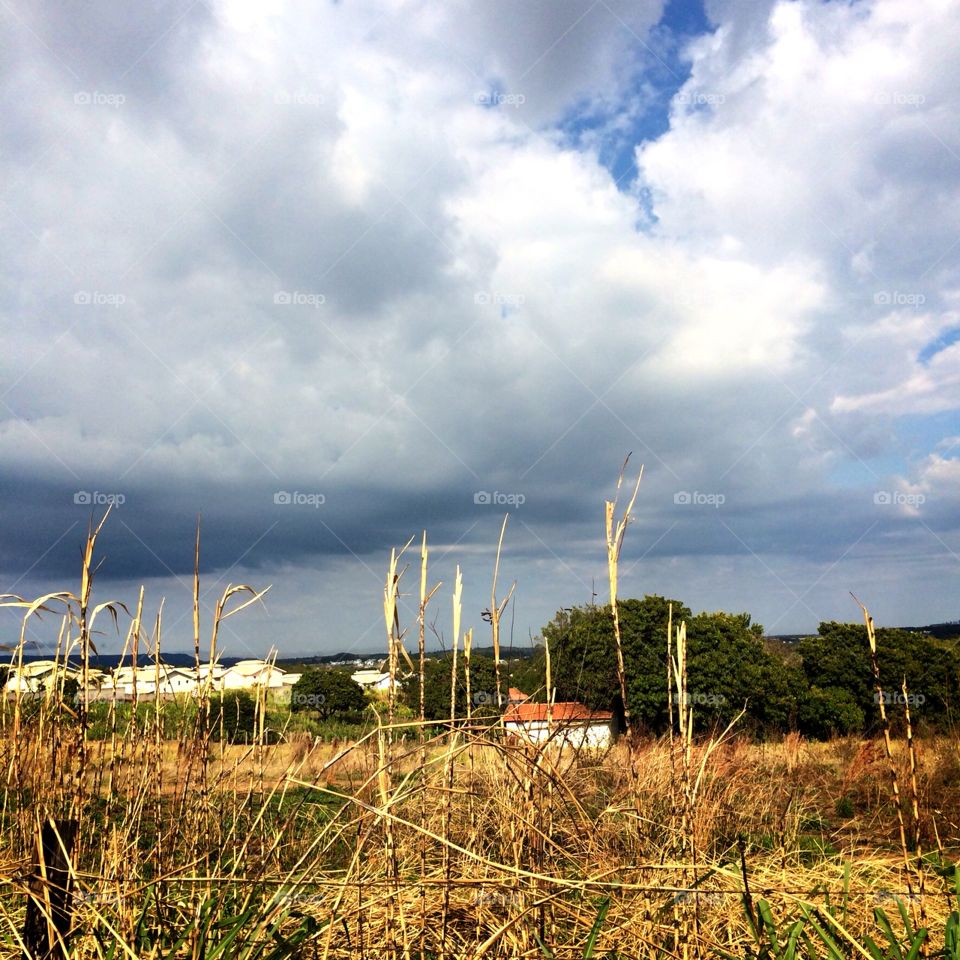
[[5, 656, 302, 701], [3, 660, 79, 694], [351, 669, 391, 691], [503, 699, 615, 750]]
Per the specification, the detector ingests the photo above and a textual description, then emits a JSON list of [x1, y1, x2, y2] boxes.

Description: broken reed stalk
[[464, 626, 473, 729], [77, 510, 111, 800], [903, 676, 928, 937], [671, 618, 693, 960], [605, 456, 643, 732], [417, 530, 440, 952], [667, 602, 674, 750], [381, 543, 409, 959], [489, 514, 515, 710], [853, 596, 917, 909], [441, 565, 463, 953]]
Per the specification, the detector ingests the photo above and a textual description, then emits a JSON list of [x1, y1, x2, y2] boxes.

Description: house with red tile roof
[[502, 690, 615, 749]]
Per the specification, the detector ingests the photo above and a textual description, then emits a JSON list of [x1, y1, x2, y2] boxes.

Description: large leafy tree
[[403, 654, 500, 721], [684, 611, 804, 734], [535, 597, 807, 736], [291, 669, 368, 721], [797, 622, 960, 734], [537, 596, 693, 728]]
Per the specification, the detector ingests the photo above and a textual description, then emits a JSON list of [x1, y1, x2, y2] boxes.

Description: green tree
[[796, 685, 865, 739], [291, 669, 367, 721], [209, 691, 258, 743], [537, 596, 693, 728], [403, 654, 499, 721], [535, 598, 808, 736], [797, 622, 960, 734]]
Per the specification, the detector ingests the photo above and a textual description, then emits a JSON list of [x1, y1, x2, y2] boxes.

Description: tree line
[[285, 595, 959, 739], [507, 596, 960, 738]]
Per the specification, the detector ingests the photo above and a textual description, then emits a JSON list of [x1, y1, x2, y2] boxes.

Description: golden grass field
[[1, 501, 956, 958]]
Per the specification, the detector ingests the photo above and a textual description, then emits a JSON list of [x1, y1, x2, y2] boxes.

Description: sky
[[2, 0, 958, 660]]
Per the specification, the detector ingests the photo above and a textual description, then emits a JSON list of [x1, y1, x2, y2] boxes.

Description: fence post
[[23, 818, 78, 960]]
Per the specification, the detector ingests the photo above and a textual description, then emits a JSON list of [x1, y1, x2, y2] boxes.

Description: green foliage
[[798, 622, 960, 734], [531, 602, 960, 740], [209, 691, 259, 743], [536, 597, 804, 736], [84, 699, 201, 740], [796, 685, 865, 739], [402, 654, 500, 720], [290, 669, 367, 721]]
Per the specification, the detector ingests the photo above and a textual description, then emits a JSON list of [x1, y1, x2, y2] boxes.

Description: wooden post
[[23, 818, 78, 960]]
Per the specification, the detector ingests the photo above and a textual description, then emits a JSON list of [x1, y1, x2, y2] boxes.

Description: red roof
[[503, 701, 612, 725], [508, 687, 529, 704]]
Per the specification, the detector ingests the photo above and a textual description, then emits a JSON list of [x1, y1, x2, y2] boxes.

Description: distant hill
[[914, 620, 960, 639], [4, 652, 246, 669], [276, 644, 536, 669], [768, 621, 960, 645]]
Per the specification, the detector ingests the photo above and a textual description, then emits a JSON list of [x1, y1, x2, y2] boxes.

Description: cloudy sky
[[2, 0, 958, 659]]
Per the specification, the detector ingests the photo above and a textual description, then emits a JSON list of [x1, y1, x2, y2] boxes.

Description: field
[[1, 512, 958, 959], [2, 707, 960, 959]]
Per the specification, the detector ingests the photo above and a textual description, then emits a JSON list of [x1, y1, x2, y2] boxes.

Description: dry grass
[[0, 509, 958, 959]]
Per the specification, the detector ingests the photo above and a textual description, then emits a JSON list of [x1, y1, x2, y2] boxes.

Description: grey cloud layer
[[2, 0, 958, 650]]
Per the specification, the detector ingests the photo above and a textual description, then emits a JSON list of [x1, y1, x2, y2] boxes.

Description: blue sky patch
[[556, 0, 714, 189], [918, 326, 960, 365]]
